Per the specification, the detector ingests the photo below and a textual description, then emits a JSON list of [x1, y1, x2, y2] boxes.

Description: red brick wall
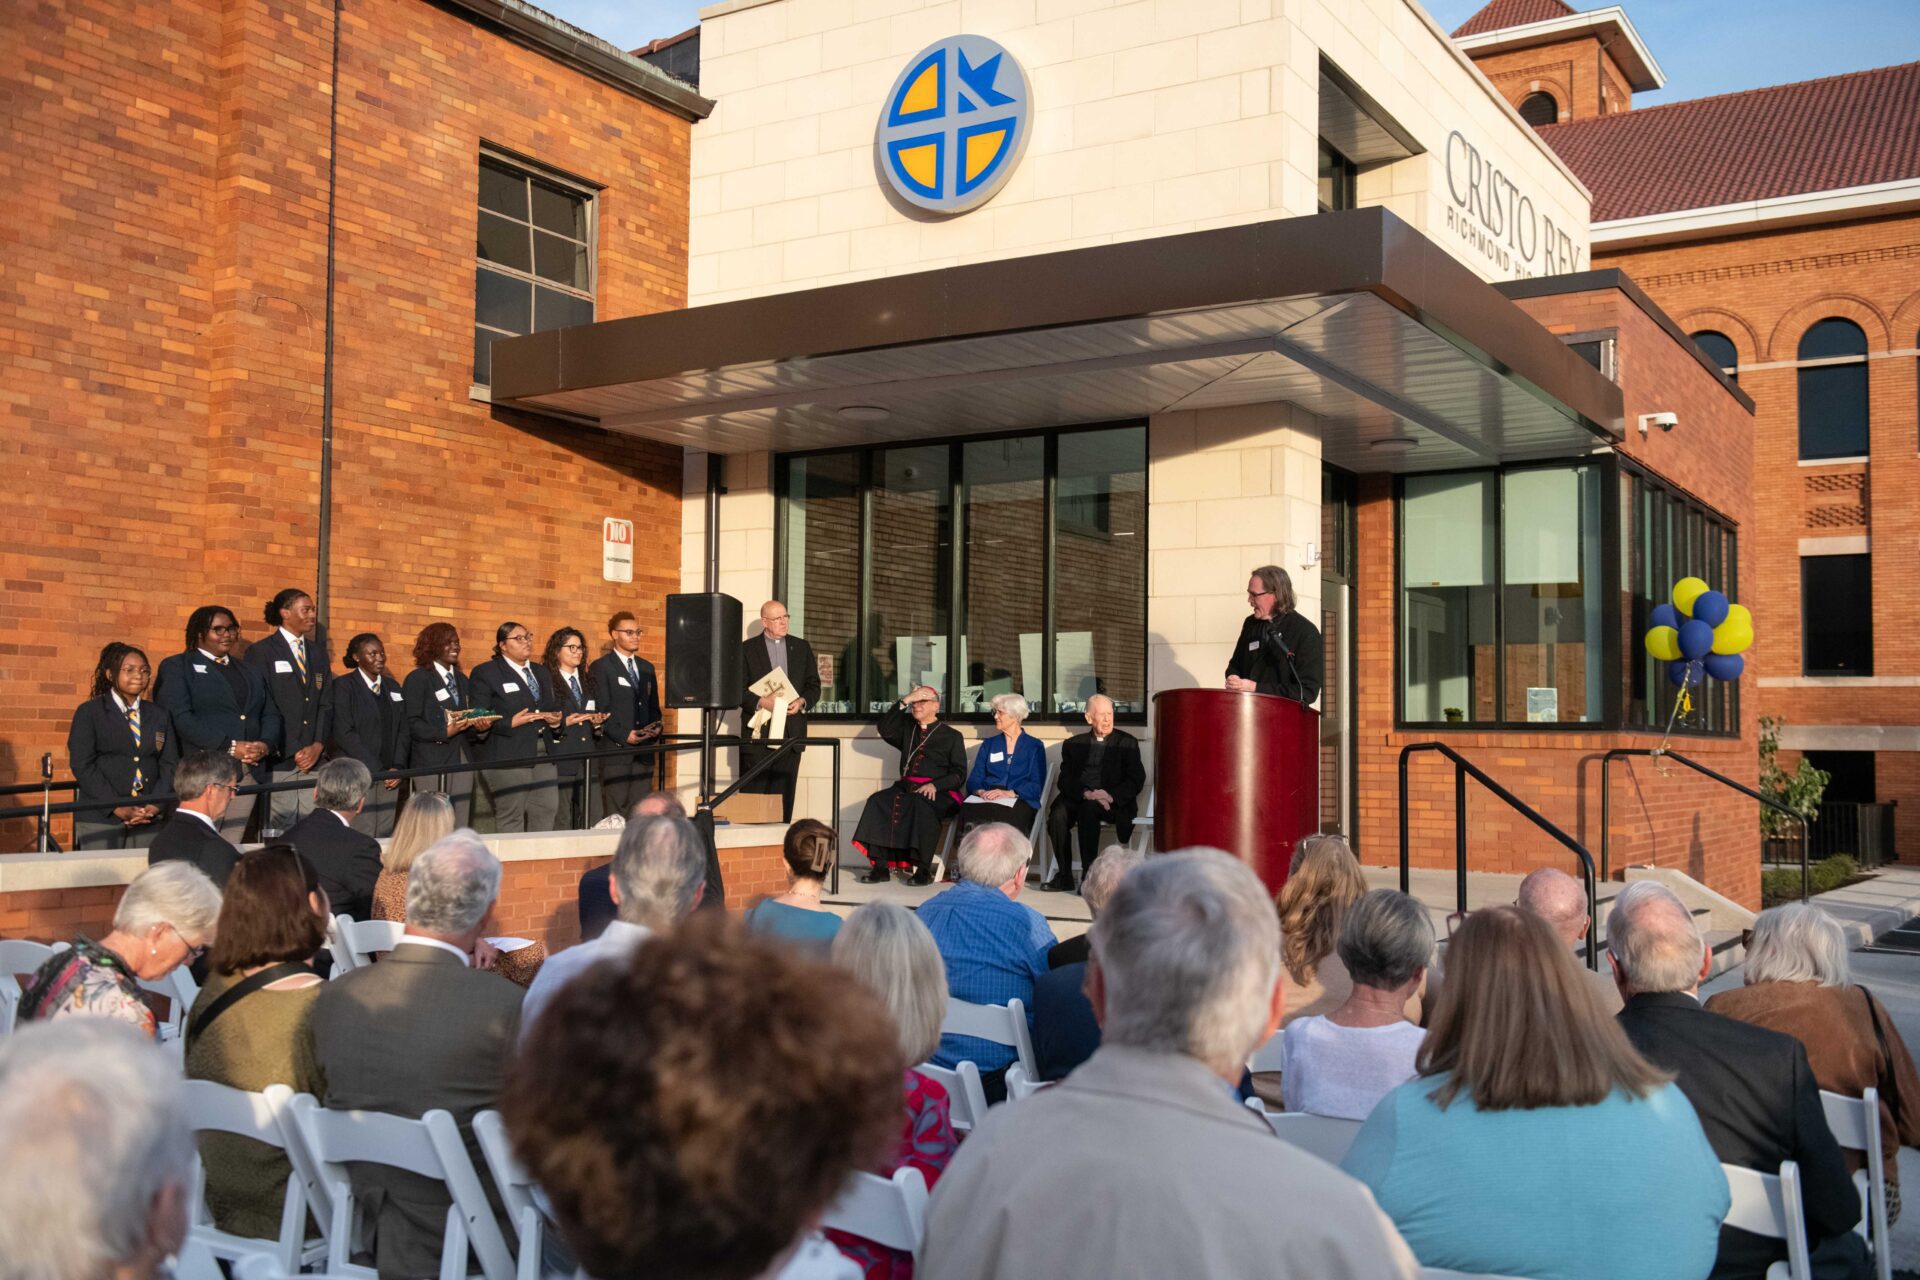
[[1468, 37, 1637, 122]]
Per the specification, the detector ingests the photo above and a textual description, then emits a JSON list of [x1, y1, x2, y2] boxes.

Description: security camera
[[1637, 412, 1678, 436]]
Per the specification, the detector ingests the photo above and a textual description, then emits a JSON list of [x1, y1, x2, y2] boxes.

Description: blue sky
[[568, 0, 1920, 105]]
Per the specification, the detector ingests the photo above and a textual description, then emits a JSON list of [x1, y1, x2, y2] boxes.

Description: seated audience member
[[1518, 866, 1620, 1014], [916, 823, 1057, 1102], [1276, 833, 1377, 1023], [1042, 694, 1145, 892], [372, 790, 456, 923], [184, 846, 327, 1242], [20, 860, 221, 1037], [325, 632, 408, 837], [1283, 890, 1430, 1120], [523, 811, 708, 1033], [1035, 848, 1144, 1082], [68, 642, 175, 852], [284, 758, 383, 921], [147, 749, 245, 887], [1708, 902, 1920, 1224], [744, 818, 844, 947], [1612, 881, 1867, 1279], [829, 902, 960, 1279], [578, 789, 685, 941], [506, 919, 903, 1280], [954, 693, 1047, 842], [1343, 905, 1725, 1280], [0, 1020, 195, 1280], [853, 686, 966, 886], [307, 830, 524, 1280], [921, 850, 1418, 1280]]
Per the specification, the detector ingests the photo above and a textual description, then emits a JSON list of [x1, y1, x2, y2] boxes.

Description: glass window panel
[[530, 180, 587, 239], [1691, 330, 1738, 379], [958, 438, 1045, 713], [533, 286, 593, 332], [477, 211, 531, 273], [781, 454, 863, 714], [1800, 318, 1867, 361], [1401, 473, 1497, 722], [533, 231, 589, 289], [1798, 362, 1869, 459], [869, 446, 952, 711], [1802, 554, 1872, 675], [1054, 428, 1146, 714], [478, 158, 527, 220], [474, 267, 531, 334], [1502, 466, 1602, 723]]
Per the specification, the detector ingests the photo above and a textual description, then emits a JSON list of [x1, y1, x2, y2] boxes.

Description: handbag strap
[[187, 962, 312, 1048], [1859, 984, 1901, 1113]]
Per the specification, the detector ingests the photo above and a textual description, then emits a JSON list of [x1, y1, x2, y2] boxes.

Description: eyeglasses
[[612, 628, 641, 637], [764, 614, 789, 623], [207, 624, 240, 635], [505, 633, 532, 644], [906, 698, 937, 708], [560, 643, 584, 651], [1247, 589, 1275, 599], [165, 923, 207, 964]]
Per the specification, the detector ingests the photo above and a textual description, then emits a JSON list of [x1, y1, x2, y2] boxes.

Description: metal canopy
[[490, 207, 1623, 473]]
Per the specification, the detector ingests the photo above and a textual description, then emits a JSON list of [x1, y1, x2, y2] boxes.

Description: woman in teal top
[[1341, 907, 1728, 1280], [743, 818, 843, 948]]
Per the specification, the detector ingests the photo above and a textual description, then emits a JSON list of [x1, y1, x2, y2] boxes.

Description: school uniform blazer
[[153, 650, 280, 781], [244, 630, 331, 761], [326, 671, 409, 774], [68, 695, 178, 808], [403, 666, 477, 769], [588, 652, 662, 744], [467, 657, 559, 767], [964, 729, 1048, 810], [547, 667, 603, 779]]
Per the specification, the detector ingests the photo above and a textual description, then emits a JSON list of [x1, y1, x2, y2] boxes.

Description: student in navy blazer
[[402, 623, 490, 828], [468, 620, 563, 833], [543, 627, 609, 830], [955, 692, 1048, 842], [327, 632, 411, 837], [67, 643, 178, 851], [154, 604, 278, 842], [245, 587, 332, 835], [588, 611, 663, 821]]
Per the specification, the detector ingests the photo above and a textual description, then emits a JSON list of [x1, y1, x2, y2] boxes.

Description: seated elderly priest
[[854, 686, 966, 887]]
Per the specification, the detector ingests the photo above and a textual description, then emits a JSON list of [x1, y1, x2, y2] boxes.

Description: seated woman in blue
[[742, 818, 843, 948], [954, 693, 1048, 843], [1342, 906, 1727, 1280]]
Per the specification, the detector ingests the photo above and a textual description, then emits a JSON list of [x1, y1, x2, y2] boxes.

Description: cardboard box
[[715, 792, 785, 825]]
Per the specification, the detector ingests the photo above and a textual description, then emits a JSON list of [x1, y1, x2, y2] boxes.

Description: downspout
[[315, 0, 344, 616]]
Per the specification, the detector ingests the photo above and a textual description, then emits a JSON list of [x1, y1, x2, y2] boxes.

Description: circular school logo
[[876, 35, 1032, 215]]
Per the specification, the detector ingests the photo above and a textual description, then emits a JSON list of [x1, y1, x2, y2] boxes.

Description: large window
[[473, 153, 595, 384], [1626, 468, 1738, 734], [778, 424, 1146, 720], [1399, 464, 1605, 726], [1797, 318, 1869, 460], [1318, 139, 1356, 213], [1690, 330, 1738, 383], [1802, 554, 1873, 676]]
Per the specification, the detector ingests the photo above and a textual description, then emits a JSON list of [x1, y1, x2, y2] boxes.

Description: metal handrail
[[700, 735, 843, 895], [1601, 747, 1809, 902], [1398, 741, 1599, 969]]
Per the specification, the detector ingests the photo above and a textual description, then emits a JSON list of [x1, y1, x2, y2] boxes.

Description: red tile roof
[[1451, 0, 1577, 39], [1538, 62, 1920, 221]]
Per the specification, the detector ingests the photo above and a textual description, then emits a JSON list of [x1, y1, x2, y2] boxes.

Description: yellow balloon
[[1712, 604, 1754, 656], [1672, 577, 1709, 617], [1646, 626, 1681, 661]]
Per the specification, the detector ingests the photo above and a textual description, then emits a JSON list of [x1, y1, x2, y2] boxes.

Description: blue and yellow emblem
[[875, 35, 1032, 215]]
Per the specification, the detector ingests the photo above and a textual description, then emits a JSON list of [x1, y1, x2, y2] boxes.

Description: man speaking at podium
[[1224, 565, 1324, 705]]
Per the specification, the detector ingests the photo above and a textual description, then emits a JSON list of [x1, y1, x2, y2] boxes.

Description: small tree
[[1758, 715, 1829, 839]]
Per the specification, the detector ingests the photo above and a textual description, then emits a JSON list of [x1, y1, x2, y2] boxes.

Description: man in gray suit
[[308, 830, 522, 1280], [920, 849, 1419, 1280]]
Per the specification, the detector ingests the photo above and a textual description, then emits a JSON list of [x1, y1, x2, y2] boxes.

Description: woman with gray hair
[[18, 859, 221, 1038], [954, 691, 1048, 843], [1707, 902, 1920, 1220], [1280, 889, 1431, 1119]]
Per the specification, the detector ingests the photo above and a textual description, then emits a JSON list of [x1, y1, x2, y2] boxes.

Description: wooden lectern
[[1152, 688, 1319, 896]]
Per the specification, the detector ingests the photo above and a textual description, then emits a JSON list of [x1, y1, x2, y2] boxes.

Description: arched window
[[1690, 330, 1738, 382], [1798, 318, 1869, 460], [1518, 92, 1559, 127]]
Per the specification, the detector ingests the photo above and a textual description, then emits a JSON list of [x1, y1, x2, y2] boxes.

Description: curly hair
[[542, 627, 586, 678], [184, 605, 235, 652], [1276, 833, 1368, 986], [411, 622, 458, 670], [505, 916, 903, 1280], [89, 643, 149, 699]]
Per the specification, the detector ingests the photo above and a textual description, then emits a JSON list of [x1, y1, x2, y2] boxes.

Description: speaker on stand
[[665, 592, 744, 805]]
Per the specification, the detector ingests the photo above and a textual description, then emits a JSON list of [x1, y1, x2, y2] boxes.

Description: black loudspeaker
[[665, 593, 743, 709]]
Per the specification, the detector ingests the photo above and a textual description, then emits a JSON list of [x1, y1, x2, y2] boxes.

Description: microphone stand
[[1264, 617, 1311, 709], [37, 752, 56, 854]]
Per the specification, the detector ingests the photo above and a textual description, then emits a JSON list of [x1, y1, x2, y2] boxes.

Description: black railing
[[1398, 741, 1599, 969], [699, 735, 843, 896], [1600, 747, 1807, 902], [1806, 800, 1899, 869]]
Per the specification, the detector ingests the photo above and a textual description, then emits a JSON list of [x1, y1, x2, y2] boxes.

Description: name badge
[[193, 664, 208, 674], [389, 691, 404, 703], [434, 688, 451, 703], [990, 751, 1005, 763], [274, 660, 293, 674], [585, 699, 596, 711], [1247, 641, 1260, 651], [502, 681, 520, 693], [616, 676, 632, 687]]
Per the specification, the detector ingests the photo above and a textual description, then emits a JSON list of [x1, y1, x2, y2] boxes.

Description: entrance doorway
[[1320, 466, 1359, 842]]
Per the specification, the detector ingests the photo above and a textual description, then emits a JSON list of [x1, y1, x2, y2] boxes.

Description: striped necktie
[[292, 636, 308, 680], [444, 668, 460, 708], [126, 702, 143, 796]]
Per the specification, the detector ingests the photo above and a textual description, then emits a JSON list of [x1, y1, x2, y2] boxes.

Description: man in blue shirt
[[916, 822, 1056, 1102]]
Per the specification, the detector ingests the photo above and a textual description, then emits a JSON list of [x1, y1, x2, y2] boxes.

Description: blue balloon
[[1678, 618, 1715, 661], [1649, 603, 1681, 630], [1667, 659, 1703, 688], [1703, 652, 1745, 682], [1691, 590, 1730, 628]]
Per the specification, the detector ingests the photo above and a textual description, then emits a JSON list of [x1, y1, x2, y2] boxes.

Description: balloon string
[[1657, 668, 1692, 754]]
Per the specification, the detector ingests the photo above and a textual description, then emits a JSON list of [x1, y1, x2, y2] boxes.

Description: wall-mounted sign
[[876, 35, 1032, 215], [602, 517, 633, 583], [1443, 130, 1584, 278]]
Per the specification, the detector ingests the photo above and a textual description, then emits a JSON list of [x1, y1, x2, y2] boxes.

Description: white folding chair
[[138, 965, 199, 1043], [473, 1109, 546, 1280], [1244, 1100, 1363, 1166], [820, 1167, 929, 1263], [182, 1081, 326, 1272], [1722, 1160, 1812, 1280], [286, 1094, 515, 1280], [913, 1060, 990, 1134], [1025, 746, 1063, 883], [1247, 1028, 1285, 1075], [233, 1256, 358, 1280], [942, 997, 1038, 1081], [1003, 1062, 1046, 1101], [172, 1238, 235, 1280], [0, 939, 68, 1034], [1821, 1088, 1891, 1280], [325, 915, 359, 975], [331, 916, 405, 972], [1127, 787, 1154, 854]]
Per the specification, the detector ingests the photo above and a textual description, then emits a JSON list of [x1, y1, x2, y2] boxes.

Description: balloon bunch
[[1645, 577, 1752, 708]]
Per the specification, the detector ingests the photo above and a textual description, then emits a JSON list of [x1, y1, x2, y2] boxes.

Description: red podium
[[1152, 688, 1319, 896]]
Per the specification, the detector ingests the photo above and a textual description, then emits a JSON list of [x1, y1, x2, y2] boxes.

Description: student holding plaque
[[402, 622, 494, 827]]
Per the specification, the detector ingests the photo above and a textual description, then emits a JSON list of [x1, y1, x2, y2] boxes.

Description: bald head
[[630, 791, 687, 820], [1606, 881, 1708, 996], [1517, 868, 1590, 946]]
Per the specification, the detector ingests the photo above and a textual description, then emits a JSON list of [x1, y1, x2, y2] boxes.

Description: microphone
[[41, 752, 53, 782], [1263, 617, 1309, 707]]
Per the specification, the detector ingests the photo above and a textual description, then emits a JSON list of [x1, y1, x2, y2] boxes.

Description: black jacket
[[467, 657, 558, 766], [244, 629, 331, 761], [326, 671, 409, 773], [148, 812, 241, 887], [589, 651, 662, 746], [153, 650, 280, 780], [547, 666, 603, 779], [403, 665, 478, 770], [286, 808, 383, 921], [739, 632, 822, 744], [1055, 728, 1145, 818], [1224, 611, 1323, 704], [1618, 991, 1862, 1278], [577, 863, 615, 942], [1033, 960, 1101, 1082], [68, 695, 178, 811], [876, 702, 967, 793]]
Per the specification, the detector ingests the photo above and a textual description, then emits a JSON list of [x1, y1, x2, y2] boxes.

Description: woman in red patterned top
[[828, 902, 960, 1279]]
